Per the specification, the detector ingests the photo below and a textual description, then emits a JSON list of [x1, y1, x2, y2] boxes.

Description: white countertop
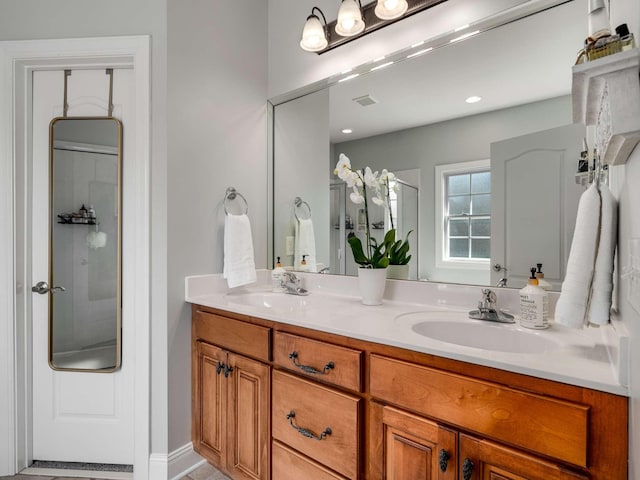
[[185, 271, 629, 396]]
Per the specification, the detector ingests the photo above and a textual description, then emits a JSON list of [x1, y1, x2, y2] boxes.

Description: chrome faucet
[[468, 288, 514, 323], [496, 277, 508, 287], [280, 272, 309, 296]]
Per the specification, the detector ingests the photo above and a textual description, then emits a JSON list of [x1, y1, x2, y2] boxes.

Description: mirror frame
[[48, 116, 123, 372]]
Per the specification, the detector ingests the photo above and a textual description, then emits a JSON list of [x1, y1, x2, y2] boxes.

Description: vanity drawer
[[272, 440, 349, 480], [369, 355, 589, 467], [272, 370, 361, 478], [193, 310, 271, 362], [273, 331, 362, 391]]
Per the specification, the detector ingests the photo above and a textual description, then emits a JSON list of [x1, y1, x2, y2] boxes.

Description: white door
[[490, 124, 585, 290], [31, 69, 134, 464]]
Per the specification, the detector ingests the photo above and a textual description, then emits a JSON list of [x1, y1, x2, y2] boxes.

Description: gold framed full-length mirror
[[48, 116, 123, 371]]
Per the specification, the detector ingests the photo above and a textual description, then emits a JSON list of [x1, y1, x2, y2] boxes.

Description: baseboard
[[149, 443, 206, 480]]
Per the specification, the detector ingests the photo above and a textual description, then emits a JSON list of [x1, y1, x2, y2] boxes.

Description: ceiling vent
[[352, 94, 378, 107]]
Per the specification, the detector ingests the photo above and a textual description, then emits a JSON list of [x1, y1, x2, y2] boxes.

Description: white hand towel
[[588, 184, 618, 325], [555, 184, 601, 328], [223, 213, 257, 288], [294, 217, 317, 272]]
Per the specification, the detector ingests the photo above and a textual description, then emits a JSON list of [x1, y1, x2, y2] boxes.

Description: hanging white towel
[[294, 217, 317, 272], [555, 184, 601, 328], [223, 213, 257, 288], [588, 184, 618, 325]]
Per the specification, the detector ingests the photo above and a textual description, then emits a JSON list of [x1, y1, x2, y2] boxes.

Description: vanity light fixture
[[375, 0, 409, 20], [336, 0, 366, 36], [465, 95, 482, 104], [300, 7, 329, 52], [300, 0, 448, 54]]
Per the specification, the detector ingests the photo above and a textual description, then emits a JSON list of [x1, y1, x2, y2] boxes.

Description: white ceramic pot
[[387, 264, 410, 280], [357, 267, 388, 305]]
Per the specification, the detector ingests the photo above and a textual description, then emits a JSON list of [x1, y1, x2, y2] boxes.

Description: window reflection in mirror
[[271, 0, 588, 291], [49, 117, 122, 371]]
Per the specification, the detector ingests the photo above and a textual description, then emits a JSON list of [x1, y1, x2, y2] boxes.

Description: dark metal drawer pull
[[286, 411, 331, 441], [462, 458, 474, 480], [216, 361, 224, 375], [223, 364, 233, 378], [439, 449, 450, 472], [288, 351, 335, 375]]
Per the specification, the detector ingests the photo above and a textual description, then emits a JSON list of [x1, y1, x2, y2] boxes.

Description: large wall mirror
[[272, 0, 592, 291], [49, 117, 122, 371]]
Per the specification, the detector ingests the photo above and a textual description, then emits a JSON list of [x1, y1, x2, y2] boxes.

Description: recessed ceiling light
[[373, 56, 386, 62], [454, 24, 470, 32], [450, 30, 480, 43], [407, 47, 433, 59], [341, 128, 353, 134], [341, 68, 353, 74], [371, 61, 394, 71], [465, 96, 482, 104], [411, 41, 425, 48]]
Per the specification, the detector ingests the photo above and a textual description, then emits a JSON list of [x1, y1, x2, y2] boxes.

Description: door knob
[[31, 281, 66, 294]]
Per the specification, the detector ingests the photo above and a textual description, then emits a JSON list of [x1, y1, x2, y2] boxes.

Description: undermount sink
[[410, 319, 561, 354], [224, 290, 310, 313]]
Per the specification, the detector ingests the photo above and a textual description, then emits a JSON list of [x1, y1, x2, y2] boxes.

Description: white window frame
[[435, 159, 491, 271]]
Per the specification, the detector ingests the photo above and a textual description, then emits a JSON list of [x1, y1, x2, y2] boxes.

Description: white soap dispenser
[[535, 263, 552, 291], [271, 257, 285, 293], [519, 267, 549, 329]]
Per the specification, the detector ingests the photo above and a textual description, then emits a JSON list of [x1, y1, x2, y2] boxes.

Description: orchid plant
[[334, 153, 399, 269]]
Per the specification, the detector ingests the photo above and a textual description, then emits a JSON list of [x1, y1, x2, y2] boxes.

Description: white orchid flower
[[364, 166, 379, 188], [350, 189, 365, 204], [371, 195, 385, 207], [334, 153, 352, 177], [345, 170, 362, 188]]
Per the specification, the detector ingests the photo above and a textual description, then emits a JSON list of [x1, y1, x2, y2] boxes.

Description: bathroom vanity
[[187, 274, 628, 480]]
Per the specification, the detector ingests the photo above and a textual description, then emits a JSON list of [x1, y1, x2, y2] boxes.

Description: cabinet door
[[381, 405, 457, 480], [227, 352, 271, 480], [459, 434, 589, 480], [193, 341, 228, 468]]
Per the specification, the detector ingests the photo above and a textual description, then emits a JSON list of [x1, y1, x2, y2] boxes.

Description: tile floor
[[0, 462, 230, 480]]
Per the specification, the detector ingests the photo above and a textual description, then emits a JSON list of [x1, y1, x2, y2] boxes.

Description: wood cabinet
[[272, 369, 361, 478], [372, 402, 457, 480], [192, 311, 271, 480], [272, 440, 349, 480], [458, 434, 588, 480], [191, 304, 628, 480]]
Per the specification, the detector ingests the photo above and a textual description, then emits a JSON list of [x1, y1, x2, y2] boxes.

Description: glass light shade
[[335, 0, 365, 37], [300, 14, 328, 52], [374, 0, 408, 20]]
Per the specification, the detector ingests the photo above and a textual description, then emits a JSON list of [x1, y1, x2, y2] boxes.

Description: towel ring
[[294, 197, 312, 221], [224, 187, 248, 215]]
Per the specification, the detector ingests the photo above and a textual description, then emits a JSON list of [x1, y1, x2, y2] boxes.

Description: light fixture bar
[[317, 0, 448, 54]]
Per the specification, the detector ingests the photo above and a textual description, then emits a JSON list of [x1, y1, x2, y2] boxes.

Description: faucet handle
[[480, 289, 497, 309]]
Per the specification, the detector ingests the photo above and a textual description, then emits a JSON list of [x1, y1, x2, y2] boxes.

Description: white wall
[[267, 0, 547, 99], [610, 1, 640, 476], [167, 0, 268, 454], [617, 145, 640, 479], [0, 0, 170, 459], [335, 96, 572, 284], [273, 89, 330, 270]]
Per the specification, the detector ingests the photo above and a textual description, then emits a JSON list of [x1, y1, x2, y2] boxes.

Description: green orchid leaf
[[347, 235, 369, 265]]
